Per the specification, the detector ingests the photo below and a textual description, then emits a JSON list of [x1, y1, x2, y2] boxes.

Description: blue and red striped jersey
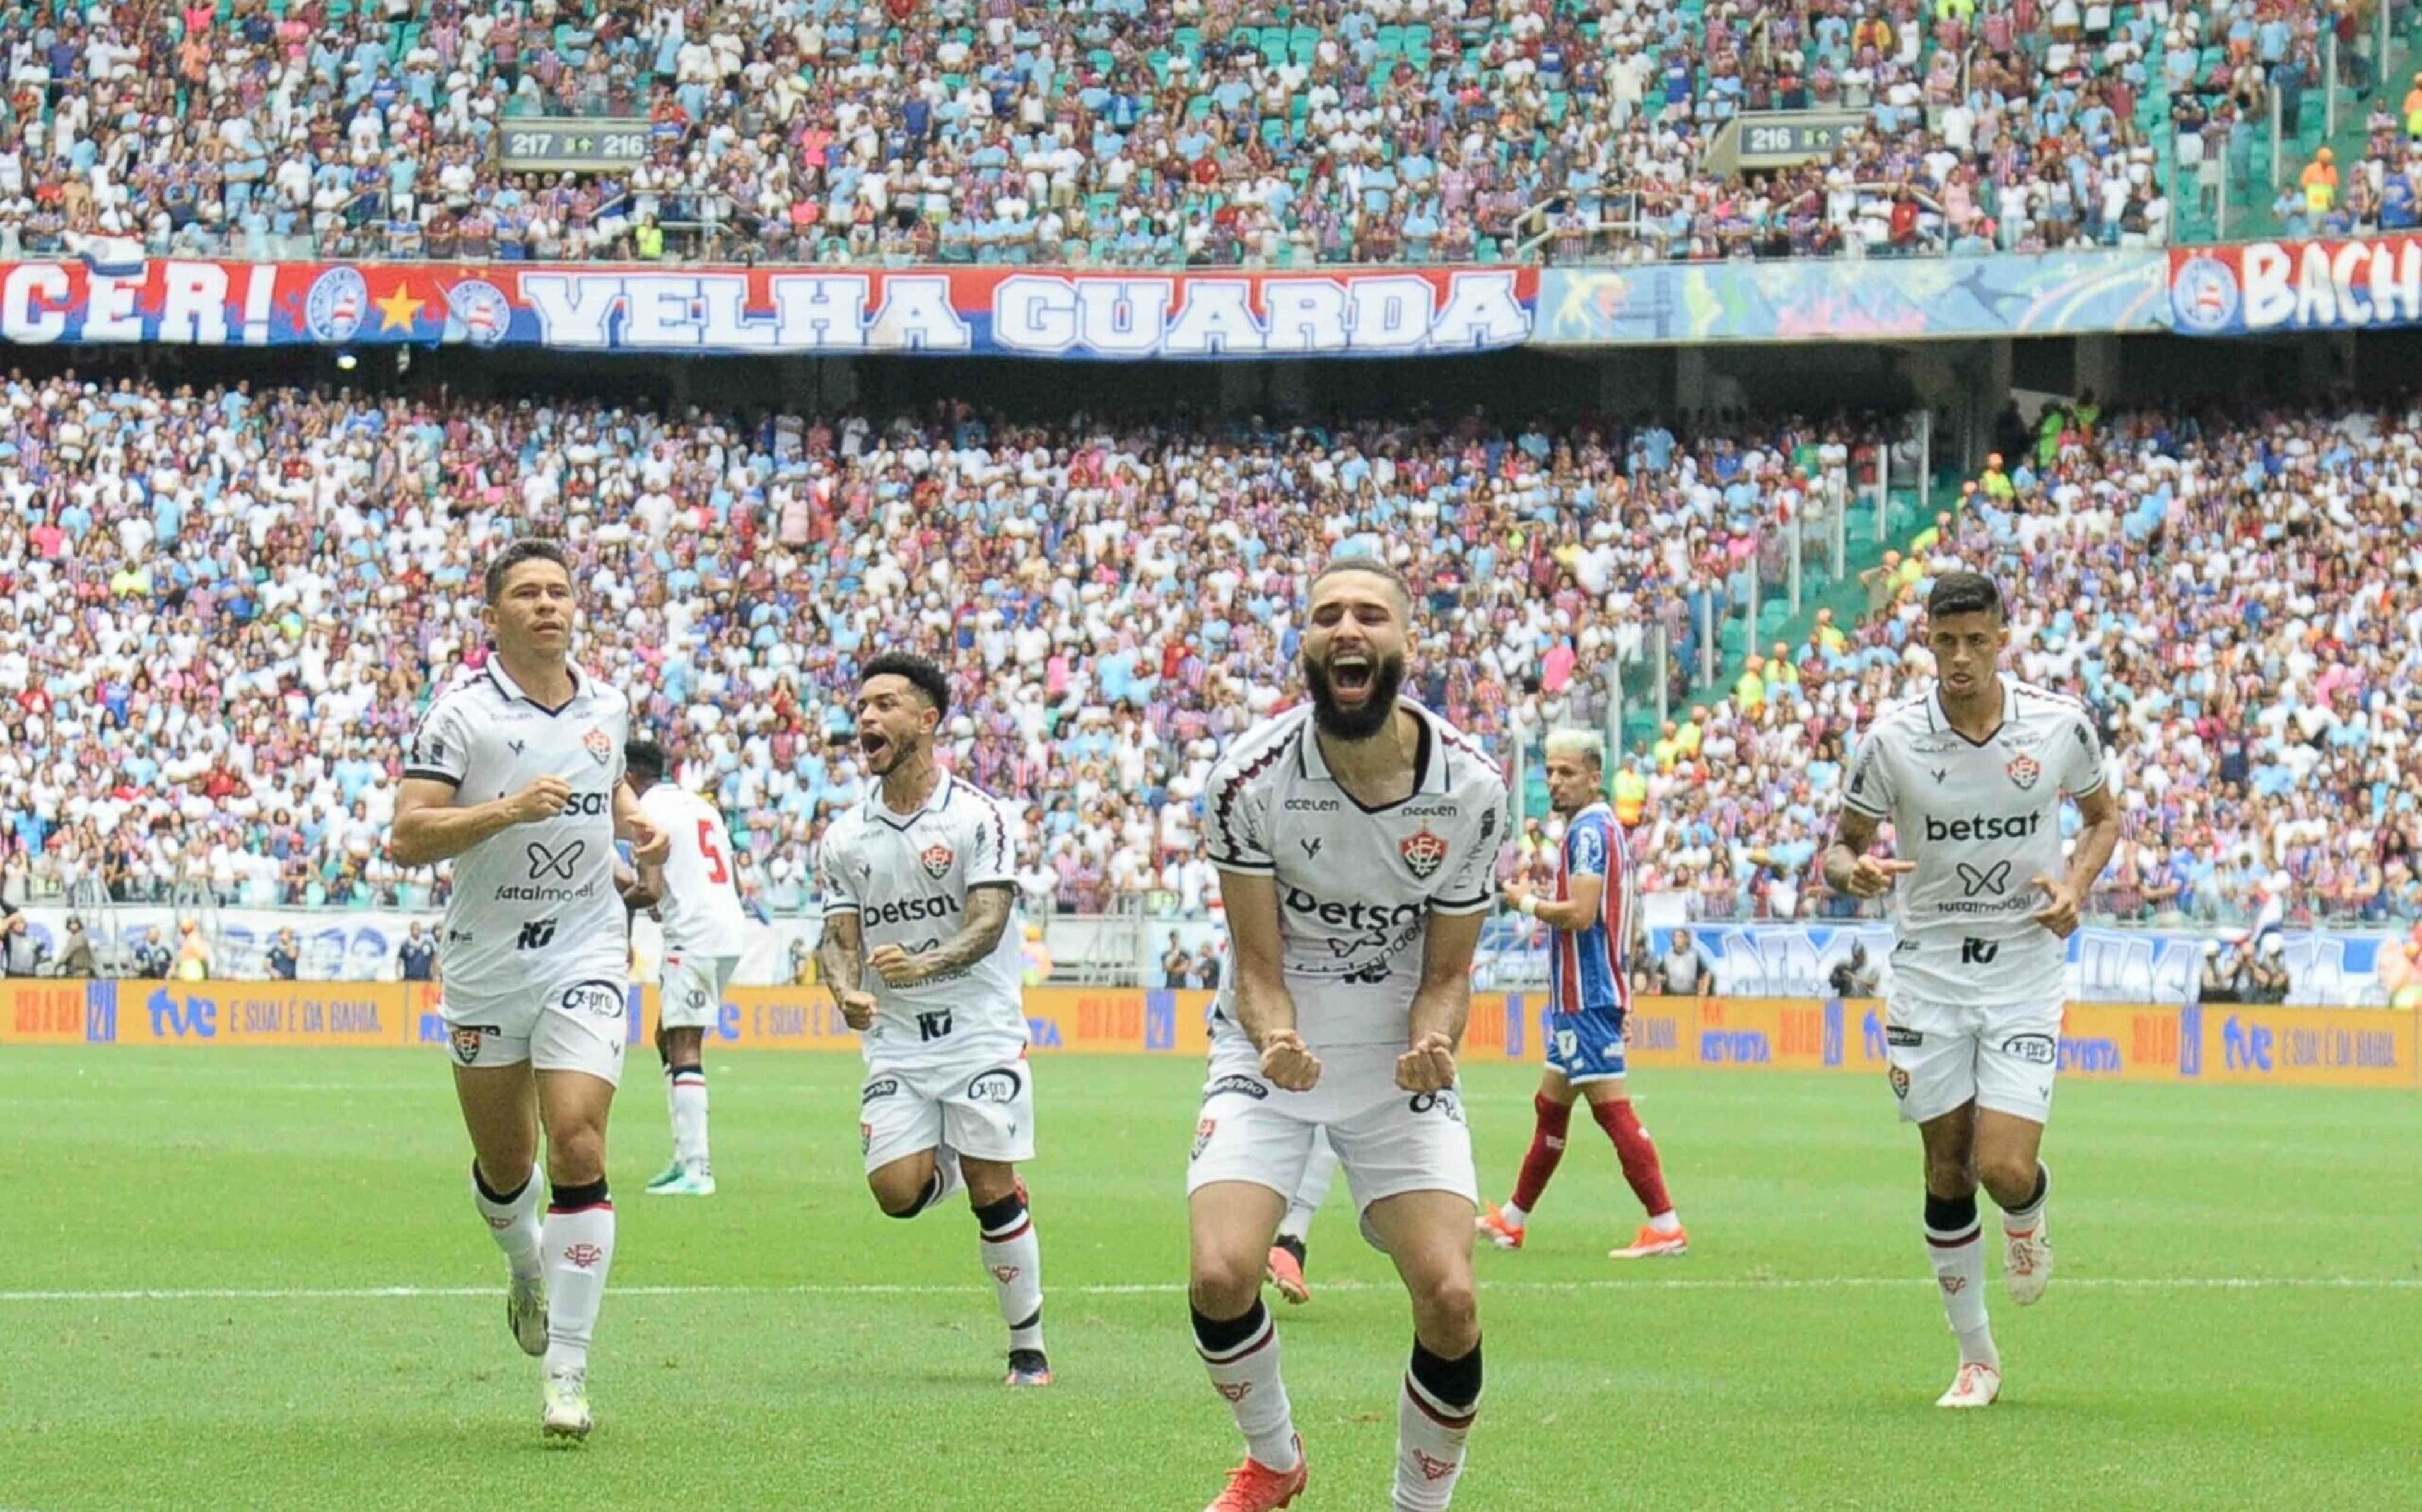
[[1550, 802, 1634, 1016]]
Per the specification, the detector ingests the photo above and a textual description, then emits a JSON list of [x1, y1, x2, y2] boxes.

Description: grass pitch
[[0, 1048, 2414, 1511]]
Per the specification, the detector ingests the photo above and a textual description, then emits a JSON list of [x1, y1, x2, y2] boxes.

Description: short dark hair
[[484, 538, 573, 603], [858, 651, 951, 718], [623, 738, 667, 781], [1926, 570, 2004, 622], [1310, 554, 1413, 614]]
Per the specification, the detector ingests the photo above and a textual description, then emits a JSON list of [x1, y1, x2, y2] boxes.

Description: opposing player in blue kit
[[1482, 730, 1687, 1260]]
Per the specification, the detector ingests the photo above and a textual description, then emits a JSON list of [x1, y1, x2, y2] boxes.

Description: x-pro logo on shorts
[[527, 839, 587, 880], [1957, 860, 2011, 898]]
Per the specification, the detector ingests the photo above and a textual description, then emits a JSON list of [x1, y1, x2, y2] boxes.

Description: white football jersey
[[1204, 702, 1507, 1051], [817, 772, 1029, 1071], [405, 661, 632, 1004], [638, 783, 749, 958], [1844, 678, 2107, 1005]]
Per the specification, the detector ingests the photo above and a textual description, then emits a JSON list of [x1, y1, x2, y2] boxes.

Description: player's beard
[[1302, 646, 1405, 742], [862, 728, 918, 779]]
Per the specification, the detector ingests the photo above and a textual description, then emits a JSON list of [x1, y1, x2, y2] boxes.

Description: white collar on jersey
[[484, 658, 592, 717], [871, 769, 952, 828], [1925, 677, 2017, 746], [1297, 700, 1449, 798]]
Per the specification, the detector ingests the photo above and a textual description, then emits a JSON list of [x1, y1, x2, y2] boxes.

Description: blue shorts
[[1545, 1008, 1629, 1084]]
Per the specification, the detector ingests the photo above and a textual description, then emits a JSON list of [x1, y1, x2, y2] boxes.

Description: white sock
[[931, 1147, 965, 1209], [669, 1064, 710, 1173], [1648, 1209, 1682, 1234], [2001, 1163, 2049, 1235], [1499, 1200, 1529, 1228], [544, 1185, 616, 1378], [977, 1192, 1045, 1352], [471, 1161, 543, 1281], [1195, 1300, 1299, 1473], [1396, 1343, 1481, 1512], [1278, 1129, 1340, 1244], [1926, 1200, 1998, 1370]]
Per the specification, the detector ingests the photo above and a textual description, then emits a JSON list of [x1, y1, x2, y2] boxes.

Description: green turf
[[1, 1049, 2416, 1511]]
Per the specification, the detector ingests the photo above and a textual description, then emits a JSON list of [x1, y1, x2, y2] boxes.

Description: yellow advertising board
[[2, 980, 2412, 1090]]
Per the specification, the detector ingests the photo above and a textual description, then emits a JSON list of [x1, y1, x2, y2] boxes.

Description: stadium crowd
[[0, 0, 2278, 267], [0, 369, 1868, 921], [0, 371, 2416, 936]]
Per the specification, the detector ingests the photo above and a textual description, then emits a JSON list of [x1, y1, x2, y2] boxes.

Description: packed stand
[[1568, 391, 2422, 931], [0, 372, 1876, 924], [0, 0, 2242, 267]]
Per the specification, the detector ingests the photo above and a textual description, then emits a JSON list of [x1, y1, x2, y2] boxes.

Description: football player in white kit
[[1823, 571, 2121, 1410], [1188, 557, 1506, 1512], [626, 738, 748, 1197], [389, 539, 670, 1442], [815, 652, 1051, 1389]]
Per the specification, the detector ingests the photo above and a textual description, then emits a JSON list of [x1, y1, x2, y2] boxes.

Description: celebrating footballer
[[1823, 570, 2122, 1409], [817, 652, 1053, 1389], [1187, 557, 1507, 1512]]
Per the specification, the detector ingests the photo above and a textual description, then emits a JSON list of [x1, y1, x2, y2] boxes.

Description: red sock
[[1509, 1094, 1572, 1213], [1591, 1098, 1674, 1219]]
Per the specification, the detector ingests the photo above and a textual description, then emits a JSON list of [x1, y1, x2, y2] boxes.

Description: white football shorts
[[660, 953, 740, 1031], [1186, 1032, 1478, 1225], [1883, 992, 2064, 1125], [441, 974, 631, 1087], [859, 1055, 1036, 1173]]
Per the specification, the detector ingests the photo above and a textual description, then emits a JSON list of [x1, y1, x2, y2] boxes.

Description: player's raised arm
[[1398, 905, 1483, 1093]]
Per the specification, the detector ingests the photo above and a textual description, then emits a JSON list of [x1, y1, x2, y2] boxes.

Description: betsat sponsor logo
[[1922, 811, 2042, 843]]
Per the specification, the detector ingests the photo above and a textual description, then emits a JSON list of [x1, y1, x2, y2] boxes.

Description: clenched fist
[[506, 776, 571, 825], [1258, 1028, 1323, 1092]]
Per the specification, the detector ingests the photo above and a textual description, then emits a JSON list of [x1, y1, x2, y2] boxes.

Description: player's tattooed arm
[[868, 884, 1014, 986], [819, 909, 877, 1030], [1822, 807, 1914, 899]]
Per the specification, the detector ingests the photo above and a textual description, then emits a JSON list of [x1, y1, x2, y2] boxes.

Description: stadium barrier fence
[[3, 982, 2409, 1090]]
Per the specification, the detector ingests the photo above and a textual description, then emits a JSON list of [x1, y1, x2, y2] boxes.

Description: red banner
[[0, 257, 1536, 359], [2170, 236, 2422, 335]]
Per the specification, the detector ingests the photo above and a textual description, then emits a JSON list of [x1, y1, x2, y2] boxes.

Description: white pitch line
[[4, 1276, 2417, 1303]]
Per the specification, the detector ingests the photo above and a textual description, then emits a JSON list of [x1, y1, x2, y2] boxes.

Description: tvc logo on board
[[146, 989, 218, 1039]]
